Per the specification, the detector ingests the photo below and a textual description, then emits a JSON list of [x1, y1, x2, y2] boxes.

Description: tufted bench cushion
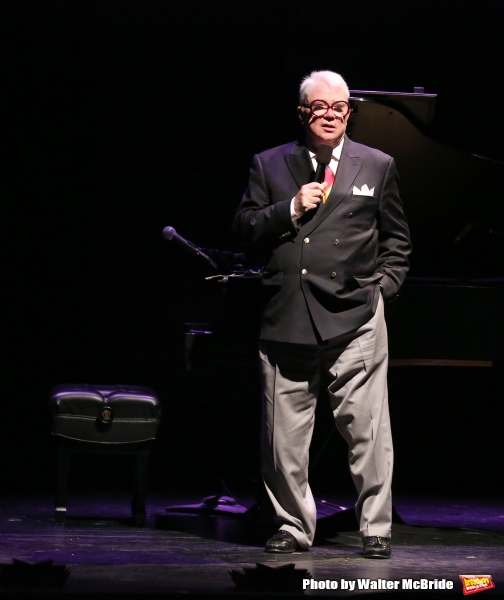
[[49, 384, 160, 444]]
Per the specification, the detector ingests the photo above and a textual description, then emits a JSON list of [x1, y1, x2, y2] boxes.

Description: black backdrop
[[2, 0, 503, 497]]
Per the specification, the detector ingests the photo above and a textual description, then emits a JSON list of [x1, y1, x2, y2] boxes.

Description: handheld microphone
[[162, 226, 218, 269], [313, 144, 333, 184]]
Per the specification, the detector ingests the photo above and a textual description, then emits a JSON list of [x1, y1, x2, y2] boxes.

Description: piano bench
[[49, 384, 161, 527]]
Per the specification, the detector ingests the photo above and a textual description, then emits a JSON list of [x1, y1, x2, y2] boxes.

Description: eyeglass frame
[[301, 99, 351, 118]]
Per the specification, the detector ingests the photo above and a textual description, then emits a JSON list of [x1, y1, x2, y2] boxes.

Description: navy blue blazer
[[233, 135, 411, 344]]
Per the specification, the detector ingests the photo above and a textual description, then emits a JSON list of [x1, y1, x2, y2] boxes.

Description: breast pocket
[[351, 194, 378, 204]]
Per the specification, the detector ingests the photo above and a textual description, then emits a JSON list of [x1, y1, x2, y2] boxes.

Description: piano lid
[[350, 88, 437, 128], [347, 90, 504, 282]]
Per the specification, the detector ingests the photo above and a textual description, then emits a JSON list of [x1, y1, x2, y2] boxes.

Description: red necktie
[[323, 166, 335, 203]]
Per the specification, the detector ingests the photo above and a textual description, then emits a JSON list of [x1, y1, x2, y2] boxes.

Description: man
[[233, 70, 411, 558]]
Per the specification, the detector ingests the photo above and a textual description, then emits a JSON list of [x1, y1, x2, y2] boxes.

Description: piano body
[[347, 90, 504, 367]]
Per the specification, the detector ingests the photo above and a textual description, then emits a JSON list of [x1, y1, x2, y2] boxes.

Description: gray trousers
[[259, 295, 392, 549]]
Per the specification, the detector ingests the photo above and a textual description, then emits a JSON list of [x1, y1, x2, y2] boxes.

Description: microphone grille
[[163, 226, 176, 240], [315, 144, 333, 166]]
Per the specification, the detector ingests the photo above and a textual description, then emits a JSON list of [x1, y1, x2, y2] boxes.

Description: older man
[[233, 70, 411, 558]]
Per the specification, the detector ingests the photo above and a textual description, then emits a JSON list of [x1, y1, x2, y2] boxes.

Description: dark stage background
[[2, 0, 503, 499]]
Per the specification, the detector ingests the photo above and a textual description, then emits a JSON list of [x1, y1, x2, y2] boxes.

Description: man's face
[[298, 82, 350, 150]]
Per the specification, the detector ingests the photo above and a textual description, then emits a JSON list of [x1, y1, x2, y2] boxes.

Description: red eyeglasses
[[301, 100, 351, 118]]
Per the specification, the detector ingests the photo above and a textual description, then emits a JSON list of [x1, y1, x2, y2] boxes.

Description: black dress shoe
[[264, 530, 299, 553], [363, 536, 391, 559]]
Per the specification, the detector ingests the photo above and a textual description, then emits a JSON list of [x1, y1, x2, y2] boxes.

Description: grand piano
[[347, 89, 503, 367], [184, 89, 504, 371]]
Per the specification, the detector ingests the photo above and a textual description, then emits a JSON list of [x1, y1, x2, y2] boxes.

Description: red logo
[[460, 575, 495, 595]]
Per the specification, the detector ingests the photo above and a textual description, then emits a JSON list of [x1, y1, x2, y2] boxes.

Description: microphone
[[163, 226, 198, 252], [162, 226, 218, 269], [313, 144, 333, 184]]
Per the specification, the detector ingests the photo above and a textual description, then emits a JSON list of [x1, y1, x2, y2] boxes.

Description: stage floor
[[0, 491, 503, 598]]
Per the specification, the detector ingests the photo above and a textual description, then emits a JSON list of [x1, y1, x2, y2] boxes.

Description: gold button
[[303, 237, 309, 244], [333, 239, 340, 245], [301, 269, 307, 275], [331, 272, 337, 278]]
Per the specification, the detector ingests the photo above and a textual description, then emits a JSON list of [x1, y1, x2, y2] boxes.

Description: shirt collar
[[308, 137, 344, 164]]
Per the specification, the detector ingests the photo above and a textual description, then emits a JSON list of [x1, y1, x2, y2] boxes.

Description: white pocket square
[[353, 184, 375, 196]]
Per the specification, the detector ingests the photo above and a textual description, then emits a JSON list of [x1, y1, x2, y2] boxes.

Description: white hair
[[299, 70, 350, 103]]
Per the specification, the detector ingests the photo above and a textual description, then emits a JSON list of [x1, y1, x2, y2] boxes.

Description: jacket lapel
[[285, 141, 313, 189], [304, 136, 362, 233]]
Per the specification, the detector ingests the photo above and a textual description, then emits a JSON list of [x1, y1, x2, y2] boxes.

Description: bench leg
[[131, 448, 150, 527], [55, 446, 71, 524]]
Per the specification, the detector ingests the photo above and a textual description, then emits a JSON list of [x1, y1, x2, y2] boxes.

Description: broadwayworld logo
[[460, 575, 495, 595], [302, 576, 496, 593]]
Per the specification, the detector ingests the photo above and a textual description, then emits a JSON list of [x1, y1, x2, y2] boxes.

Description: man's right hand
[[293, 182, 328, 216]]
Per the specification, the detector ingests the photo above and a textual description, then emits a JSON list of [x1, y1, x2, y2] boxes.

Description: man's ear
[[297, 106, 304, 122]]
